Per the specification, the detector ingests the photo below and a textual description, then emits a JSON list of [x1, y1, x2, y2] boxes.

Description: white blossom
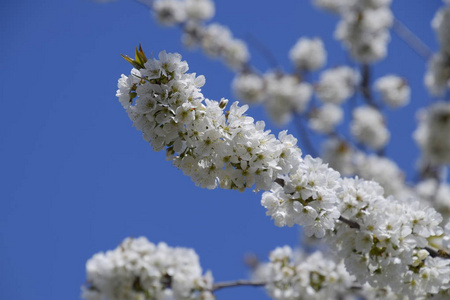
[[432, 6, 450, 55], [354, 154, 406, 197], [318, 0, 394, 63], [232, 73, 265, 104], [289, 37, 327, 71], [254, 247, 356, 300], [416, 178, 450, 218], [308, 104, 343, 134], [153, 0, 187, 26], [322, 139, 355, 176], [316, 66, 359, 104], [82, 237, 214, 300], [185, 0, 215, 21], [264, 73, 312, 125], [414, 102, 450, 165], [425, 53, 450, 96], [261, 156, 341, 237], [374, 75, 410, 108], [351, 106, 389, 150]]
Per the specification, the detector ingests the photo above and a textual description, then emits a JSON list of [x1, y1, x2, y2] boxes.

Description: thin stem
[[360, 64, 379, 109], [136, 0, 154, 8], [244, 33, 280, 70], [392, 18, 433, 61], [212, 280, 266, 292], [338, 216, 360, 230]]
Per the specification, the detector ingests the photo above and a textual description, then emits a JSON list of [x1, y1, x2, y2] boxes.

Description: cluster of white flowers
[[414, 101, 450, 165], [308, 103, 343, 134], [261, 156, 341, 238], [315, 0, 393, 63], [374, 75, 410, 108], [117, 50, 302, 191], [322, 138, 355, 177], [150, 0, 248, 70], [186, 23, 249, 69], [350, 106, 389, 150], [322, 142, 409, 198], [289, 37, 327, 71], [354, 153, 407, 198], [232, 72, 265, 104], [82, 237, 214, 300], [116, 49, 450, 298], [329, 178, 450, 298], [264, 73, 313, 125], [425, 1, 450, 96], [253, 246, 356, 300], [416, 179, 450, 219], [316, 66, 360, 104], [153, 0, 214, 25], [232, 72, 313, 125]]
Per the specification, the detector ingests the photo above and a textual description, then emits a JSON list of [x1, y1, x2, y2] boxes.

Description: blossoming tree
[[83, 0, 450, 299]]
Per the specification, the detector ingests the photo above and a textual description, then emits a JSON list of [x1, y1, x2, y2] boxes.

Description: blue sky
[[0, 0, 444, 299]]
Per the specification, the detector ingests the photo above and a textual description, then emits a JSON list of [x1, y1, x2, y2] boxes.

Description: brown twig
[[360, 64, 379, 109], [392, 18, 433, 61], [212, 280, 266, 292]]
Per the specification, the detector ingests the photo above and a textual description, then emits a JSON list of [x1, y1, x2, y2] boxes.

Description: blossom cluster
[[416, 179, 450, 217], [315, 0, 394, 63], [329, 178, 450, 298], [289, 37, 327, 71], [232, 64, 360, 127], [316, 66, 360, 105], [151, 0, 249, 70], [374, 75, 410, 108], [261, 156, 341, 238], [350, 105, 389, 151], [82, 237, 214, 300], [425, 1, 450, 96], [232, 71, 314, 125], [321, 138, 410, 199], [414, 101, 450, 166], [117, 50, 302, 191], [253, 246, 356, 300]]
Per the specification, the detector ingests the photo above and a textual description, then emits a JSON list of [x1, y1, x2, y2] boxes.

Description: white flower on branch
[[308, 103, 343, 134], [350, 106, 389, 150], [414, 101, 450, 165], [232, 73, 265, 104], [374, 75, 410, 108], [118, 50, 301, 191], [253, 247, 356, 300], [82, 237, 214, 300], [432, 5, 450, 56], [185, 0, 215, 22], [153, 0, 187, 26], [289, 37, 327, 71], [316, 66, 359, 105], [425, 53, 450, 96], [264, 73, 312, 125]]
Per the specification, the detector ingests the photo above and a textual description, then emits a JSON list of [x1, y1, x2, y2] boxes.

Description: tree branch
[[212, 279, 266, 292], [338, 216, 360, 230], [360, 64, 379, 109], [244, 33, 280, 70], [392, 18, 433, 60]]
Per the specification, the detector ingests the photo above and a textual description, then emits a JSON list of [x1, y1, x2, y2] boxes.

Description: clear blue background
[[0, 0, 444, 299]]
